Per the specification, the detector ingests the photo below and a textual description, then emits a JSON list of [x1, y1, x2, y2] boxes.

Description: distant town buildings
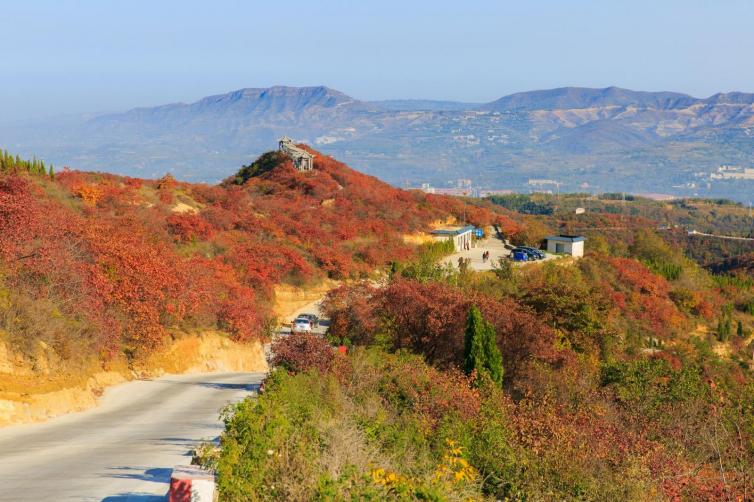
[[432, 187, 475, 196], [419, 184, 475, 197], [478, 189, 514, 198], [710, 165, 754, 180], [278, 136, 315, 171], [527, 178, 560, 187], [418, 183, 514, 198], [634, 193, 678, 201]]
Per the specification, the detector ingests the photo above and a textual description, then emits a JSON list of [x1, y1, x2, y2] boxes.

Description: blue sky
[[2, 0, 753, 120]]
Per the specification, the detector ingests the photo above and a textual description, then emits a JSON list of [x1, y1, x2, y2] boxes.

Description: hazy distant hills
[[3, 85, 754, 200], [481, 86, 700, 111], [372, 99, 480, 112]]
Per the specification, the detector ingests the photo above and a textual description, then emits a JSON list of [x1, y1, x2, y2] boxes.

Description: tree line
[[0, 149, 54, 179]]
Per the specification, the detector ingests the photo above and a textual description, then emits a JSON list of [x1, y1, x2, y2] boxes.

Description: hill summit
[[0, 146, 511, 374]]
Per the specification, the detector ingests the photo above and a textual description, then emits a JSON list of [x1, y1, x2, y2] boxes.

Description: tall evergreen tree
[[464, 305, 486, 375], [483, 321, 504, 385], [463, 305, 504, 386], [737, 320, 744, 337]]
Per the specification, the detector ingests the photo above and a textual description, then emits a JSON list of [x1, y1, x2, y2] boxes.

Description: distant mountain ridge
[[103, 84, 754, 116], [3, 84, 754, 202], [95, 85, 368, 123], [481, 86, 699, 111]]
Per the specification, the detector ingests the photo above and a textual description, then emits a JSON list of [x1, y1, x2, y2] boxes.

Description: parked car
[[298, 313, 319, 328], [520, 246, 546, 260], [512, 247, 539, 261], [511, 250, 530, 262], [291, 317, 312, 333]]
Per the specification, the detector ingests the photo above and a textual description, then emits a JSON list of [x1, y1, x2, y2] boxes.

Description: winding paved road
[[0, 371, 263, 501]]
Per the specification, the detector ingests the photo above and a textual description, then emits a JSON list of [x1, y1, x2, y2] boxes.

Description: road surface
[[441, 237, 511, 271], [0, 371, 263, 501], [276, 295, 329, 337]]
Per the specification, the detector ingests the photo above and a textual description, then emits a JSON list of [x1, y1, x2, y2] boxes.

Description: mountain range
[[3, 85, 754, 200]]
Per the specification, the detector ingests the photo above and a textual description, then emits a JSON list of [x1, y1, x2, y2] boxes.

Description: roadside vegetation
[[209, 202, 754, 500]]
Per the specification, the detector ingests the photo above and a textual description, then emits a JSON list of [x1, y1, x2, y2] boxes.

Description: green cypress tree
[[737, 320, 744, 337], [716, 319, 724, 341], [483, 321, 504, 385], [463, 305, 504, 386], [464, 305, 487, 377], [49, 164, 55, 180]]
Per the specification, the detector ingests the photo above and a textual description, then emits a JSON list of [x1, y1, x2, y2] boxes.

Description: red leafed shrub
[[377, 354, 480, 427], [693, 298, 715, 320], [322, 282, 381, 343], [218, 287, 263, 342], [166, 213, 215, 242], [82, 221, 192, 347], [222, 240, 314, 289], [311, 246, 356, 279], [325, 279, 560, 379], [270, 333, 334, 374], [605, 257, 685, 334], [0, 176, 41, 255], [610, 257, 670, 296], [123, 177, 143, 189]]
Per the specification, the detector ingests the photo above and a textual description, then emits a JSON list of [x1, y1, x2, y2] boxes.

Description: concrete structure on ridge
[[545, 235, 586, 257], [278, 136, 315, 171], [431, 225, 475, 252]]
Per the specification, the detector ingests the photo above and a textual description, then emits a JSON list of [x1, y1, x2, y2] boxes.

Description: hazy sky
[[2, 0, 754, 121]]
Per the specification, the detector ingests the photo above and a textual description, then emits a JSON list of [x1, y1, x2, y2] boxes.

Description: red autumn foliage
[[375, 354, 481, 428], [217, 287, 263, 342], [2, 146, 513, 359], [324, 279, 561, 378], [166, 213, 215, 242], [611, 257, 670, 296], [270, 332, 335, 374], [606, 257, 685, 335]]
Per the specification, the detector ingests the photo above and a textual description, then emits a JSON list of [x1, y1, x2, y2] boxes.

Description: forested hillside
[[486, 192, 754, 268], [0, 146, 509, 381], [207, 191, 754, 500]]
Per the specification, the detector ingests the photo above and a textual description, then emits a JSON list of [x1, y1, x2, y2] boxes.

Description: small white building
[[545, 235, 586, 258], [431, 225, 475, 252]]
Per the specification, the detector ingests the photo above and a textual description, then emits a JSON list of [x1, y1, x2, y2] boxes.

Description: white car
[[291, 317, 312, 333]]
